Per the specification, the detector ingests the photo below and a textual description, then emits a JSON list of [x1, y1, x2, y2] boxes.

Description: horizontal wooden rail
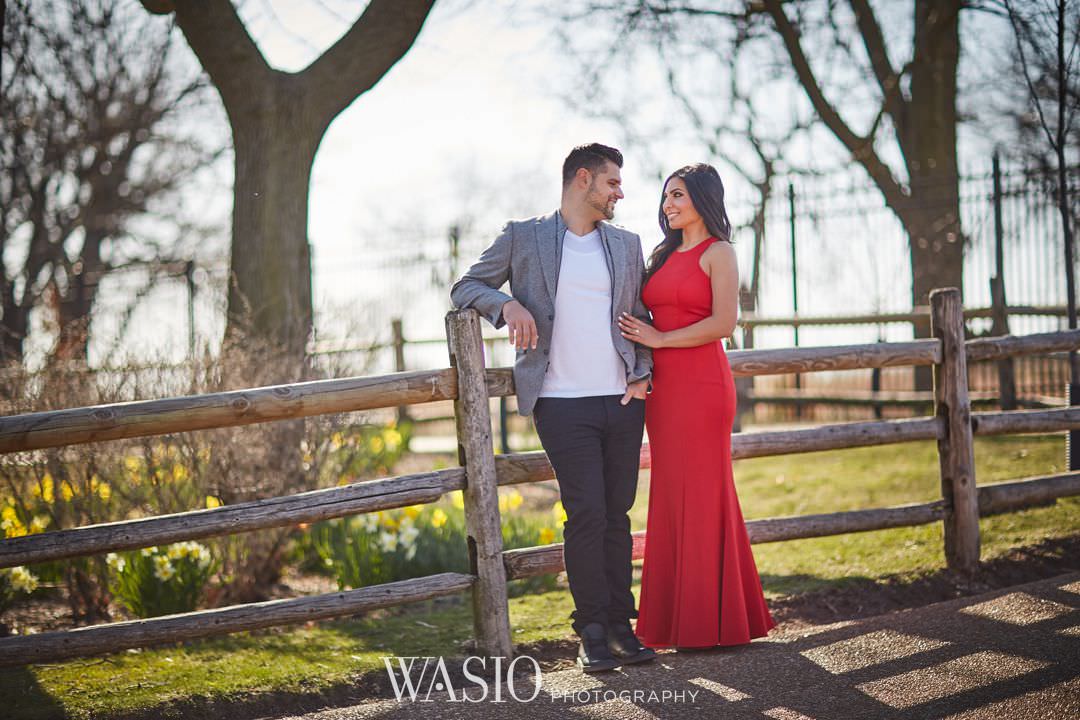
[[728, 340, 942, 376], [746, 502, 948, 543], [745, 389, 1001, 407], [0, 369, 454, 454], [0, 572, 475, 667], [504, 472, 1080, 581], [503, 501, 947, 580], [8, 406, 1073, 570], [977, 472, 1080, 515], [0, 369, 513, 454], [972, 407, 1080, 436], [730, 417, 942, 458], [492, 418, 944, 488], [0, 469, 465, 569], [966, 329, 1080, 362], [5, 331, 1073, 455], [739, 304, 1067, 327]]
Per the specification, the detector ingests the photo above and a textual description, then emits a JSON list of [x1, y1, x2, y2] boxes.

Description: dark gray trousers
[[532, 395, 646, 635]]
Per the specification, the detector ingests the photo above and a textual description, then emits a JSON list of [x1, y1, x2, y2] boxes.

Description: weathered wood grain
[[502, 502, 947, 579], [932, 288, 980, 575], [739, 304, 1066, 328], [965, 329, 1080, 362], [745, 389, 998, 407], [0, 572, 474, 667], [0, 369, 458, 454], [972, 407, 1080, 436], [0, 469, 465, 569], [446, 310, 513, 659], [731, 417, 943, 459], [491, 419, 942, 487], [728, 340, 941, 377], [977, 472, 1080, 515]]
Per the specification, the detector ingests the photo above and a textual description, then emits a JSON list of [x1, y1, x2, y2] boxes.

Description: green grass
[[3, 434, 1075, 719]]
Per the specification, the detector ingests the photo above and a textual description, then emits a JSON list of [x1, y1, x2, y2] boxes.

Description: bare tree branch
[[304, 0, 436, 128], [762, 0, 908, 212]]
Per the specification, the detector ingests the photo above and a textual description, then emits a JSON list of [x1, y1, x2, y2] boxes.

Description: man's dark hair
[[561, 143, 623, 187]]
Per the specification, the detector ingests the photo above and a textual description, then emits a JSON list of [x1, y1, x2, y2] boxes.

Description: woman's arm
[[618, 241, 739, 349]]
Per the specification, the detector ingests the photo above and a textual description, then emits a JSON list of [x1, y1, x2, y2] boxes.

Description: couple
[[450, 143, 775, 672]]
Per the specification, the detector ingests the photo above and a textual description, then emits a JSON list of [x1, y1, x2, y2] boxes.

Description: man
[[450, 143, 655, 672]]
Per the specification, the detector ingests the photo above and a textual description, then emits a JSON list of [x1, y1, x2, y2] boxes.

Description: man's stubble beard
[[586, 181, 616, 220]]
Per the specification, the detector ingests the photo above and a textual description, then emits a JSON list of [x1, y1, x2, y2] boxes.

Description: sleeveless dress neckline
[[673, 236, 716, 254]]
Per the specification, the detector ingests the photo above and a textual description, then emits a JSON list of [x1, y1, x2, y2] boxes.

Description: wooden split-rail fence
[[0, 288, 1078, 667]]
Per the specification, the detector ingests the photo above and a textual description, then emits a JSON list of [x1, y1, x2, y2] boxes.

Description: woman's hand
[[618, 312, 664, 348]]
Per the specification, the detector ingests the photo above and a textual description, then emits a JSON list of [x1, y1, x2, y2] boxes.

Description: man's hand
[[503, 300, 538, 350], [620, 379, 649, 405]]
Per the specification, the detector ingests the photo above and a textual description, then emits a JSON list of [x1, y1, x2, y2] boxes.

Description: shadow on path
[[273, 571, 1080, 720]]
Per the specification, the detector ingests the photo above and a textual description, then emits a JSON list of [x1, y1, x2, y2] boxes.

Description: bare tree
[[1000, 0, 1079, 381], [557, 5, 816, 323], [1, 0, 222, 364], [138, 0, 437, 376], [567, 2, 967, 385]]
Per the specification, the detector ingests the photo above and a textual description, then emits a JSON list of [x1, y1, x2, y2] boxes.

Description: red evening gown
[[635, 238, 776, 648]]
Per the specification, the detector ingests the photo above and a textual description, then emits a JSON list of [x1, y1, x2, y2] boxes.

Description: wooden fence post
[[931, 288, 980, 575], [445, 309, 514, 659], [391, 319, 410, 425]]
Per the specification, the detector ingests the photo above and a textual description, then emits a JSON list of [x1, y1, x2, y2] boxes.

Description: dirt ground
[[9, 533, 1071, 720]]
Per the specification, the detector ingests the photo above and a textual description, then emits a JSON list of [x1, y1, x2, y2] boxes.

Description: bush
[[305, 490, 564, 597], [0, 336, 413, 616], [108, 542, 217, 618]]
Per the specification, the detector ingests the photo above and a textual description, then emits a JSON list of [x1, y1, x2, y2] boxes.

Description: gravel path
[[265, 571, 1080, 720]]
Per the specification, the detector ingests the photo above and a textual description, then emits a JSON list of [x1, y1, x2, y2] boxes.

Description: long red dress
[[636, 238, 776, 648]]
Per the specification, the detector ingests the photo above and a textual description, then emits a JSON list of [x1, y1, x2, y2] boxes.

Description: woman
[[617, 163, 775, 649]]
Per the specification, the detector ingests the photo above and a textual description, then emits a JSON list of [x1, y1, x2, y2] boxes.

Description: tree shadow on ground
[[2, 666, 68, 720], [763, 534, 1080, 629]]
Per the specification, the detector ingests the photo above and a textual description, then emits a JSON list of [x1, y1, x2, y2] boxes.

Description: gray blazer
[[450, 209, 653, 416]]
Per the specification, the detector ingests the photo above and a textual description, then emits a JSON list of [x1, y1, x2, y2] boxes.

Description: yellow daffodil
[[538, 527, 556, 545], [206, 495, 222, 509], [6, 566, 38, 594], [153, 555, 175, 581], [552, 500, 567, 524], [430, 508, 448, 528], [383, 428, 402, 452], [35, 474, 54, 503]]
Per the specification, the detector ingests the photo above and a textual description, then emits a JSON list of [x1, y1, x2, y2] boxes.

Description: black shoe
[[607, 621, 657, 665], [577, 623, 621, 673]]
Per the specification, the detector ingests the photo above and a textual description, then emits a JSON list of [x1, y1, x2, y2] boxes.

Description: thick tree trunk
[[226, 78, 319, 371], [903, 0, 963, 390], [55, 234, 105, 362], [220, 83, 321, 548]]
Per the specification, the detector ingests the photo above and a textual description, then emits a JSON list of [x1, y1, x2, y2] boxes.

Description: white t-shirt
[[539, 229, 627, 397]]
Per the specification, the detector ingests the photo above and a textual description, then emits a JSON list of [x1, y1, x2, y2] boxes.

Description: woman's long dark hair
[[645, 163, 733, 282]]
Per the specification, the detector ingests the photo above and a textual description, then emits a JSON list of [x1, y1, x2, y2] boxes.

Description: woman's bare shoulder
[[703, 239, 736, 265]]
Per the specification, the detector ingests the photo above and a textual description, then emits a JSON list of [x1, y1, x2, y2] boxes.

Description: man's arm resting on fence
[[450, 221, 515, 328]]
